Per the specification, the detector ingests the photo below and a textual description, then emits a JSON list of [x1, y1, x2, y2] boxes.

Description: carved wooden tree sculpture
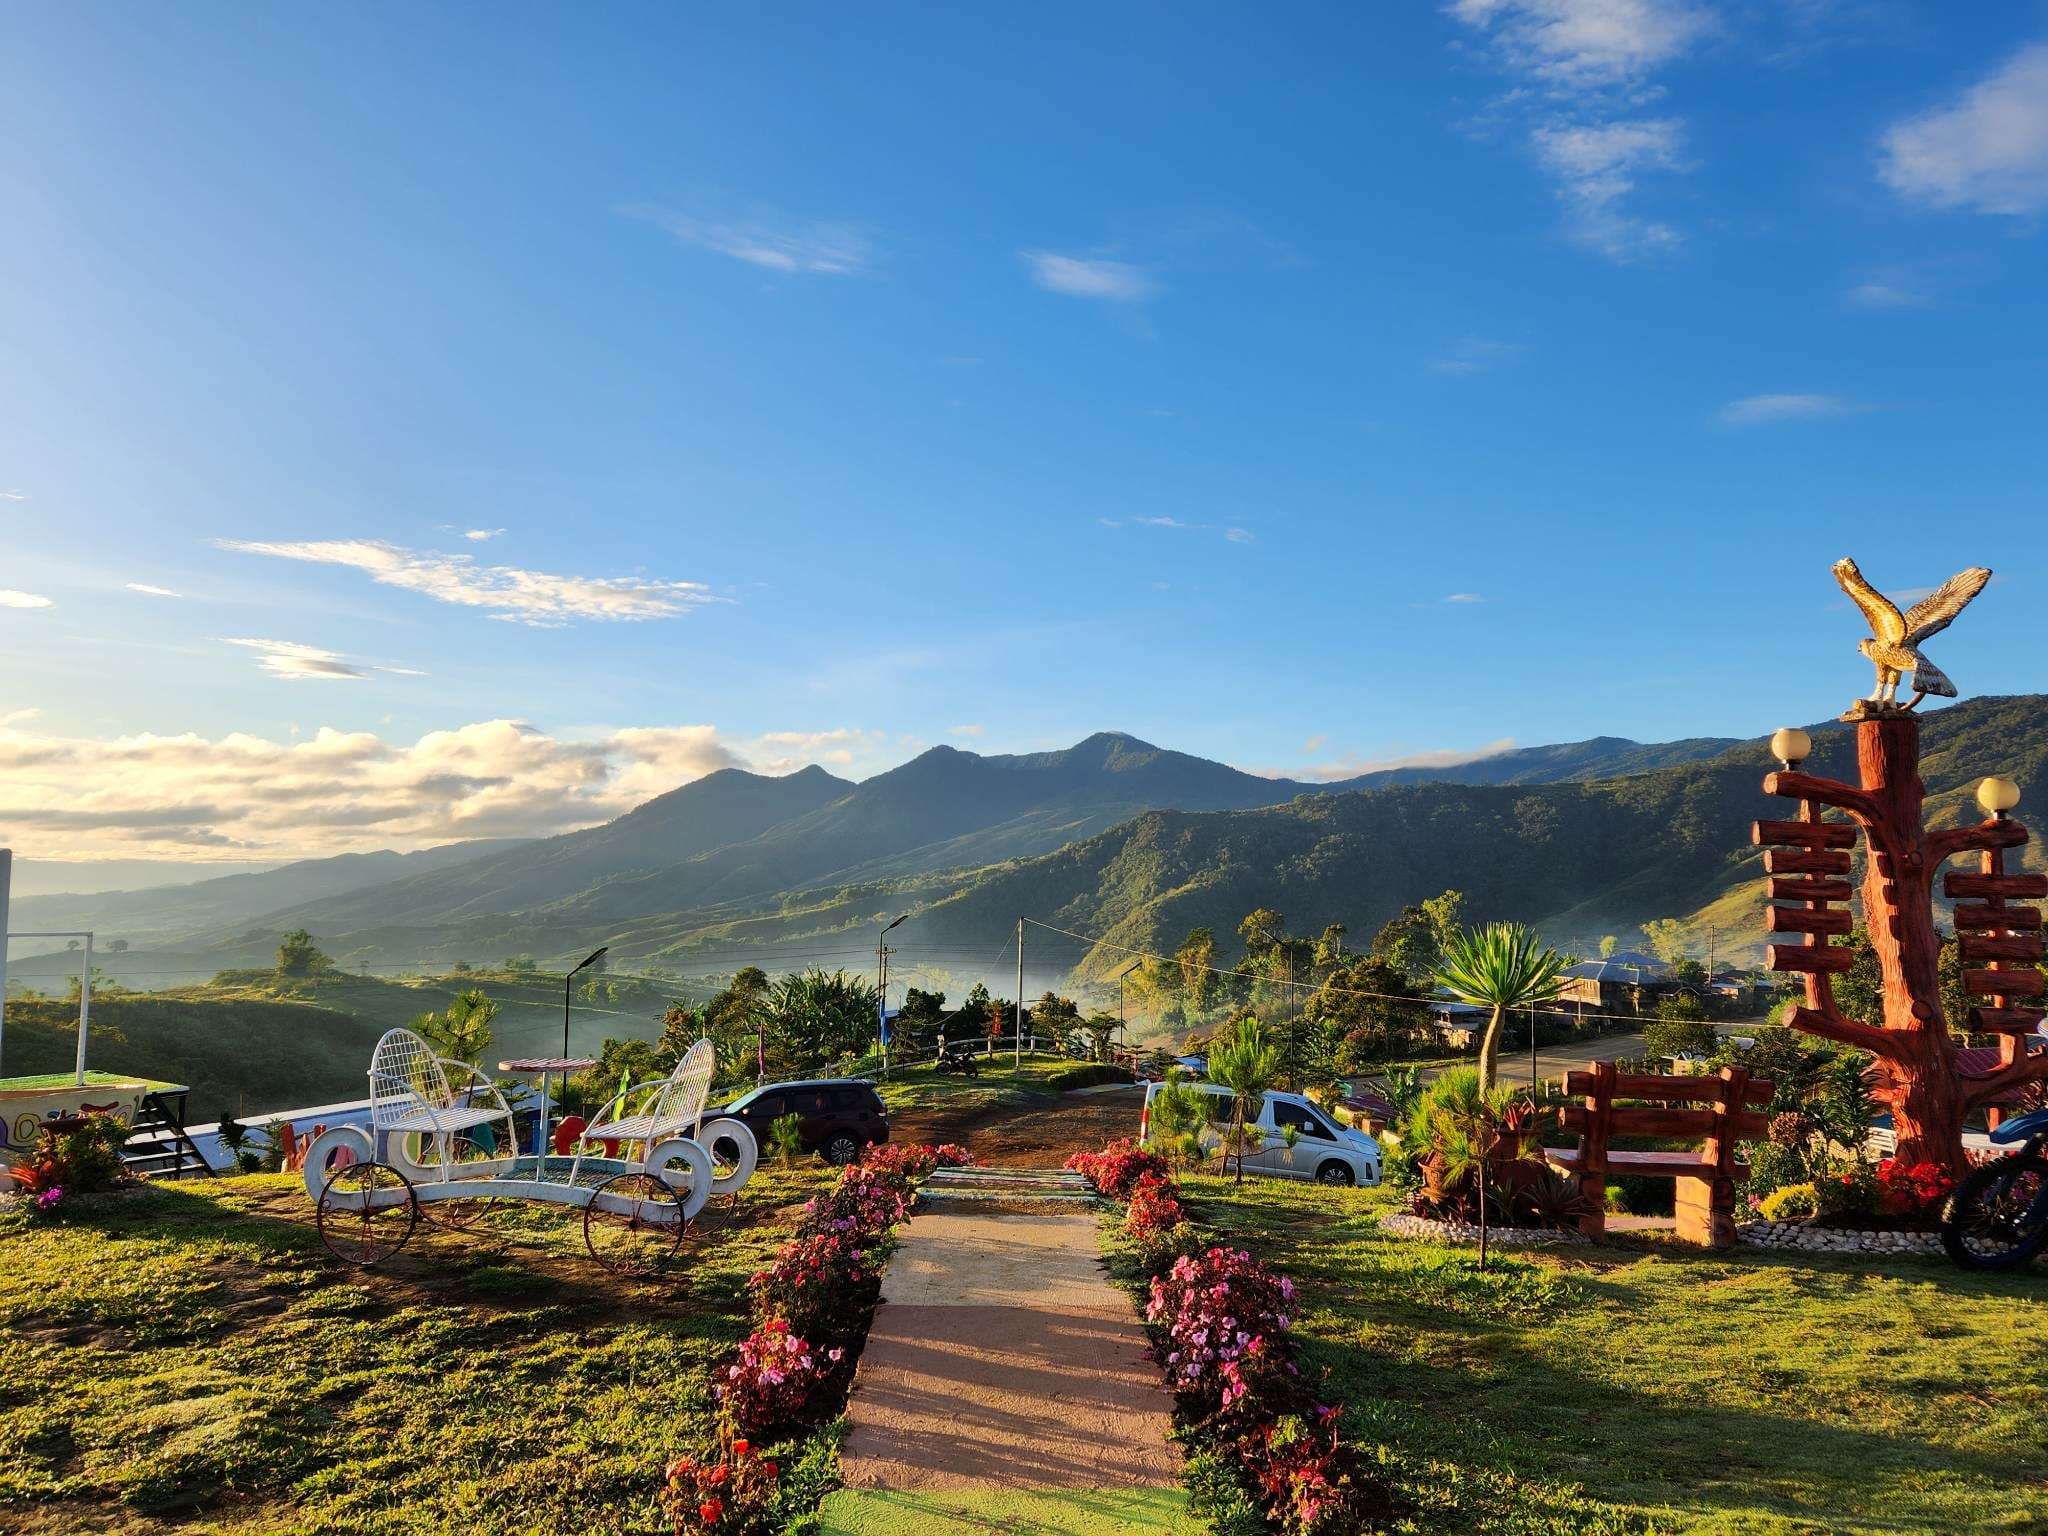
[[1759, 560, 2048, 1175]]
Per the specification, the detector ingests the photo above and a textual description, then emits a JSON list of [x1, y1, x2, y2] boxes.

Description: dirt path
[[889, 1086, 1143, 1168], [822, 1184, 1197, 1534]]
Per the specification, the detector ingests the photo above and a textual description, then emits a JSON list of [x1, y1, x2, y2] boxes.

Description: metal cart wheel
[[583, 1171, 685, 1275], [317, 1160, 418, 1266], [419, 1133, 501, 1231]]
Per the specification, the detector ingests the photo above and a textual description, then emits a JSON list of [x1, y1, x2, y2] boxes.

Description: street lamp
[[1978, 776, 2022, 820], [564, 945, 609, 1057], [878, 914, 908, 1073], [1112, 958, 1141, 1065], [1770, 727, 1812, 770]]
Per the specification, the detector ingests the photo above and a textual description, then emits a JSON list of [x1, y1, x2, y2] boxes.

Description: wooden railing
[[1545, 1061, 1771, 1248]]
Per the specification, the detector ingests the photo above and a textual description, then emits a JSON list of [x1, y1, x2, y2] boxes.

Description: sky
[[5, 1, 2048, 871]]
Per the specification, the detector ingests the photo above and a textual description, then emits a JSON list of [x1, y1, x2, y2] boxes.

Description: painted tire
[[301, 1125, 375, 1203], [697, 1117, 759, 1196], [644, 1137, 715, 1223]]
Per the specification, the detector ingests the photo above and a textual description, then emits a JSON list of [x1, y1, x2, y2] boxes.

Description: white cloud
[[462, 528, 505, 542], [222, 638, 370, 681], [1022, 252, 1157, 302], [1449, 0, 1710, 86], [0, 709, 40, 726], [623, 204, 872, 275], [217, 538, 721, 626], [1133, 515, 1189, 528], [1532, 118, 1686, 256], [1716, 393, 1859, 426], [1879, 41, 2048, 216], [950, 724, 987, 738], [1225, 527, 1255, 544], [1443, 592, 1488, 603], [0, 718, 894, 858], [0, 590, 53, 609], [1450, 1, 1705, 260], [126, 583, 180, 598], [1845, 276, 1928, 310], [0, 490, 25, 502]]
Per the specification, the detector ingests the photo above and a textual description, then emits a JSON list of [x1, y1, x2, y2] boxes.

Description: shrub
[[746, 1232, 880, 1343], [767, 1113, 805, 1168], [18, 1114, 130, 1205], [1757, 1182, 1818, 1221], [717, 1319, 847, 1437], [1066, 1139, 1170, 1200], [1146, 1247, 1299, 1420], [1124, 1172, 1186, 1240], [1048, 1063, 1133, 1091], [1874, 1158, 1954, 1221], [859, 1142, 970, 1182], [800, 1165, 911, 1247], [663, 1439, 781, 1536], [1237, 1406, 1385, 1536], [1818, 1162, 1879, 1220]]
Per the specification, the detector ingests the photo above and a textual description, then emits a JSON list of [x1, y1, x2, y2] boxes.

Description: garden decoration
[[302, 1029, 758, 1273], [1545, 1060, 1769, 1247], [1760, 556, 2048, 1176]]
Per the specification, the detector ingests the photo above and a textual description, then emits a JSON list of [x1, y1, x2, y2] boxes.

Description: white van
[[1139, 1081, 1380, 1187]]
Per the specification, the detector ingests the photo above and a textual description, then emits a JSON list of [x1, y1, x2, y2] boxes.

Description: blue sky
[[5, 2, 2048, 866]]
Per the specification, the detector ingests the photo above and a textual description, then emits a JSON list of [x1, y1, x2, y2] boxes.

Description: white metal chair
[[367, 1027, 517, 1183]]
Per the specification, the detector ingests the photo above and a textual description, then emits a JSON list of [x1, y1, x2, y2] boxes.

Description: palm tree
[[1434, 922, 1567, 1092], [1418, 1066, 1527, 1268], [1208, 1015, 1282, 1184]]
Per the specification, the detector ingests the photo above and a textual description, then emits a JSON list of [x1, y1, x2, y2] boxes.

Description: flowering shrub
[[1146, 1246, 1300, 1418], [1875, 1158, 1954, 1220], [861, 1142, 971, 1182], [718, 1317, 847, 1437], [1123, 1172, 1185, 1239], [747, 1231, 880, 1342], [662, 1438, 780, 1536], [1065, 1139, 1169, 1200], [800, 1165, 912, 1247], [1756, 1182, 1818, 1221], [1237, 1407, 1382, 1535]]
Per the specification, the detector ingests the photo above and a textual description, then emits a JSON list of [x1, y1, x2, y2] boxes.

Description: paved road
[[1407, 1020, 1766, 1094]]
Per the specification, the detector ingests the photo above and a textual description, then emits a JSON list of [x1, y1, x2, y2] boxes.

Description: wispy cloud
[[1449, 0, 1707, 260], [221, 638, 371, 681], [1443, 592, 1487, 603], [1429, 338, 1524, 376], [126, 582, 180, 598], [1022, 252, 1157, 302], [1878, 40, 2048, 217], [1099, 516, 1251, 545], [0, 490, 25, 502], [1248, 736, 1520, 783], [1845, 273, 1931, 310], [1225, 527, 1255, 544], [1717, 393, 1861, 427], [217, 538, 722, 627], [1133, 515, 1188, 528], [950, 723, 987, 738], [622, 203, 873, 275], [461, 528, 504, 542], [0, 590, 53, 609]]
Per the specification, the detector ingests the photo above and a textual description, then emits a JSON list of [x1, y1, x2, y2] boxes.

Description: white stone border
[[1736, 1220, 1945, 1258], [1380, 1210, 1588, 1246]]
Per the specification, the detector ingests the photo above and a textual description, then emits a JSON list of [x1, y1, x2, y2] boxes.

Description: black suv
[[715, 1078, 890, 1166]]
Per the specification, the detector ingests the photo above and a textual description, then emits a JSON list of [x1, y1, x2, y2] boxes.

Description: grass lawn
[[869, 1055, 1079, 1113], [0, 1167, 834, 1535], [815, 1488, 1203, 1535], [1162, 1178, 2048, 1535]]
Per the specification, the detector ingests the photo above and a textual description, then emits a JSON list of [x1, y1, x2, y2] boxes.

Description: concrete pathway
[[820, 1170, 1197, 1535]]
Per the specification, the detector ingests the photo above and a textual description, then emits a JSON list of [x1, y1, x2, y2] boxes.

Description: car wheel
[[1316, 1161, 1356, 1187], [825, 1133, 861, 1166]]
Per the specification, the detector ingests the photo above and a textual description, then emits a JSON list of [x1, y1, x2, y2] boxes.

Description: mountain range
[[16, 699, 2047, 991]]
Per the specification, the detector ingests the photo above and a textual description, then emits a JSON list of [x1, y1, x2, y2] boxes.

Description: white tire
[[697, 1117, 759, 1196], [645, 1137, 714, 1223], [301, 1125, 375, 1203]]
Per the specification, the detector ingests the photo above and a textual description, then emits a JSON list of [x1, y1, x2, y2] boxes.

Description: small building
[[1427, 1000, 1488, 1050], [1557, 950, 1675, 1016]]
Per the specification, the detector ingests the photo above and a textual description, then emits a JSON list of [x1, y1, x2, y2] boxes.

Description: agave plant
[[1433, 922, 1568, 1091]]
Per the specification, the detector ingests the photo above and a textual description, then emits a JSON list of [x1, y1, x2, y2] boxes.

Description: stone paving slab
[[839, 1204, 1181, 1493]]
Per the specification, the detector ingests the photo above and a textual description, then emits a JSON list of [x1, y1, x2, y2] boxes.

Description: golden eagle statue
[[1832, 557, 1991, 707]]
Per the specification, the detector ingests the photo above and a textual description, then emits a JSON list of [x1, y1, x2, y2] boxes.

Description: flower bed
[[661, 1142, 971, 1536], [1735, 1221, 1945, 1258], [1379, 1210, 1587, 1247], [1071, 1142, 1394, 1535]]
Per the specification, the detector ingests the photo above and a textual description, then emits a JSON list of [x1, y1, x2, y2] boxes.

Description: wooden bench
[[1545, 1061, 1771, 1248]]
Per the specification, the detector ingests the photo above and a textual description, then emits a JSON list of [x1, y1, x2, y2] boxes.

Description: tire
[[825, 1132, 861, 1166], [1942, 1154, 2048, 1270], [1315, 1160, 1356, 1188]]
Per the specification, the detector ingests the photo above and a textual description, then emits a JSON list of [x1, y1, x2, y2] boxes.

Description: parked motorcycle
[[1941, 1107, 2048, 1270]]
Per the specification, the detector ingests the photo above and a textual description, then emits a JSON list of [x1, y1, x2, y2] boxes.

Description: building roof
[[1562, 950, 1672, 985]]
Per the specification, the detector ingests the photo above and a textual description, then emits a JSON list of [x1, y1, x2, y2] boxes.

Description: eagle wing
[[1903, 566, 1992, 646], [1908, 652, 1958, 698], [1833, 557, 1905, 644]]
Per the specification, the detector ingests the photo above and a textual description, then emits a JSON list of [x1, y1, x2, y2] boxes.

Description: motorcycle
[[1941, 1107, 2048, 1270]]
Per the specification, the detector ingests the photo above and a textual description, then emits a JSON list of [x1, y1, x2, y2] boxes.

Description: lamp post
[[564, 945, 609, 1058], [877, 913, 907, 1074], [1112, 958, 1140, 1065]]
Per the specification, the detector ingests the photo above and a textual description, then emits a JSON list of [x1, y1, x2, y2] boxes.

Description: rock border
[[1380, 1210, 1587, 1246], [1736, 1220, 1945, 1258]]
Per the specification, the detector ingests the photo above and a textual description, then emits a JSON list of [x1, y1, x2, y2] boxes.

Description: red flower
[[698, 1497, 723, 1524], [730, 1439, 750, 1457]]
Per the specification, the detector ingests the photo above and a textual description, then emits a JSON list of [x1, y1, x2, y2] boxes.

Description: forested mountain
[[43, 699, 2048, 988]]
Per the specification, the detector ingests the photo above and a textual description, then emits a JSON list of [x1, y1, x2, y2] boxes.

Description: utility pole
[[876, 913, 907, 1077], [0, 848, 10, 1078], [1014, 918, 1025, 1068]]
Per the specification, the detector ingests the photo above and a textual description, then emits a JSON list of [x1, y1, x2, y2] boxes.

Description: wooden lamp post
[[1757, 561, 2048, 1175]]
